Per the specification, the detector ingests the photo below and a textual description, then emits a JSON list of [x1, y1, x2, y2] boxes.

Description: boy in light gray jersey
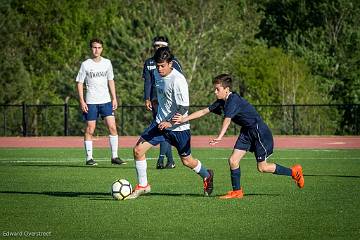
[[142, 36, 181, 169], [128, 47, 214, 199], [154, 64, 190, 132]]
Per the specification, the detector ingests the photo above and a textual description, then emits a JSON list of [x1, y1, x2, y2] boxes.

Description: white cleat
[[126, 184, 151, 200]]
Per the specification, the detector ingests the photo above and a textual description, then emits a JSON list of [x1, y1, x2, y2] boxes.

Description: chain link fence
[[0, 103, 359, 136]]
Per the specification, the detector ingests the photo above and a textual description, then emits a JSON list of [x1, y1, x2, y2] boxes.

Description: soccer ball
[[111, 179, 133, 200]]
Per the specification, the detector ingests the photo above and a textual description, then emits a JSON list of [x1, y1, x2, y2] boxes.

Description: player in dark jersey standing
[[142, 36, 182, 169], [173, 73, 304, 199]]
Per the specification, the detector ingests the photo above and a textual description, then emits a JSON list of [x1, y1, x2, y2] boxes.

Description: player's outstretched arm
[[210, 117, 231, 145], [172, 107, 210, 124]]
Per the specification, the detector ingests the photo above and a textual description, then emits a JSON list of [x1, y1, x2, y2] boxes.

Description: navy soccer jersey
[[208, 92, 273, 161], [143, 57, 182, 101], [208, 92, 262, 128]]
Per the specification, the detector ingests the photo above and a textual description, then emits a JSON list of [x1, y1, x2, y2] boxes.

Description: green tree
[[1, 0, 358, 135], [230, 43, 335, 134], [256, 0, 360, 104], [0, 1, 32, 104]]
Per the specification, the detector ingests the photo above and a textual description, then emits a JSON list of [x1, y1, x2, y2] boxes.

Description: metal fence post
[[356, 105, 359, 134], [64, 103, 69, 136], [357, 105, 360, 134], [2, 105, 6, 136], [120, 105, 124, 136], [22, 102, 27, 136], [292, 104, 296, 135]]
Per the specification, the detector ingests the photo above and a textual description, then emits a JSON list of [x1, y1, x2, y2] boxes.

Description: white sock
[[135, 160, 148, 187], [109, 135, 118, 159], [84, 140, 93, 160], [193, 160, 202, 173]]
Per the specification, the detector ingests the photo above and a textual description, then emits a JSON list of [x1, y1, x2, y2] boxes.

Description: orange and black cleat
[[219, 189, 244, 199], [203, 169, 214, 196], [291, 164, 305, 188]]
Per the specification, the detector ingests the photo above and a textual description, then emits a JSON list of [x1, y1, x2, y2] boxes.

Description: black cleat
[[164, 162, 176, 169], [86, 159, 98, 166], [203, 169, 214, 196], [156, 163, 164, 169], [111, 157, 127, 165]]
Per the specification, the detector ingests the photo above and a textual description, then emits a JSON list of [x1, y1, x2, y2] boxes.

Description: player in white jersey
[[127, 47, 214, 199], [143, 36, 182, 169], [76, 38, 126, 166]]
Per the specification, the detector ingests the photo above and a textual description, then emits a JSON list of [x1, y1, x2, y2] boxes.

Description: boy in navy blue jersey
[[142, 36, 182, 169], [173, 74, 304, 199]]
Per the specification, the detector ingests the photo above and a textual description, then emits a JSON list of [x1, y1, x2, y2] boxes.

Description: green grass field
[[0, 148, 359, 240]]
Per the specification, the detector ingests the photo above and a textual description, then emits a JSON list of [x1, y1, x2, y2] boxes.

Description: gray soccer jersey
[[76, 57, 114, 104], [155, 68, 190, 131]]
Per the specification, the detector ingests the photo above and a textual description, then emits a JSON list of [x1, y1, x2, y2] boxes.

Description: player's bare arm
[[159, 104, 190, 130], [210, 117, 231, 145], [145, 99, 152, 111], [158, 121, 172, 130], [76, 82, 88, 113], [172, 107, 210, 124], [108, 80, 118, 110]]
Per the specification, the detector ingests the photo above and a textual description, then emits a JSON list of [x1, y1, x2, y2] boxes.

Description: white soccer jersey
[[76, 57, 114, 104], [155, 68, 190, 131]]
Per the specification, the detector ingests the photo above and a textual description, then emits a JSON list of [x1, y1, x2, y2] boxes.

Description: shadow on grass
[[0, 190, 110, 198], [88, 192, 205, 201], [145, 192, 206, 197], [6, 164, 133, 169], [0, 190, 205, 200], [304, 174, 360, 179], [242, 193, 281, 197], [89, 192, 281, 201], [149, 192, 281, 197], [0, 190, 281, 201]]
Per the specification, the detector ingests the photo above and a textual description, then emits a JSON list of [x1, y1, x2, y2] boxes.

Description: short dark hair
[[89, 38, 103, 48], [152, 36, 169, 46], [154, 47, 173, 63], [213, 74, 232, 90]]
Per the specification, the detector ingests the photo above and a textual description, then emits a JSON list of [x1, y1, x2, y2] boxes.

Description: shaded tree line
[[0, 0, 359, 135]]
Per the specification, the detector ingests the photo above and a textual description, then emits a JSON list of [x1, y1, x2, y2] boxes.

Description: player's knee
[[257, 163, 270, 173], [85, 126, 95, 135], [228, 158, 238, 169], [133, 146, 141, 159], [257, 165, 265, 173], [180, 156, 195, 168], [181, 157, 190, 167], [108, 125, 117, 135]]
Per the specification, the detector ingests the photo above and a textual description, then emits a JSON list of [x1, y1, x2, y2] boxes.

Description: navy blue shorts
[[83, 102, 114, 121], [234, 121, 274, 162], [141, 121, 191, 157]]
